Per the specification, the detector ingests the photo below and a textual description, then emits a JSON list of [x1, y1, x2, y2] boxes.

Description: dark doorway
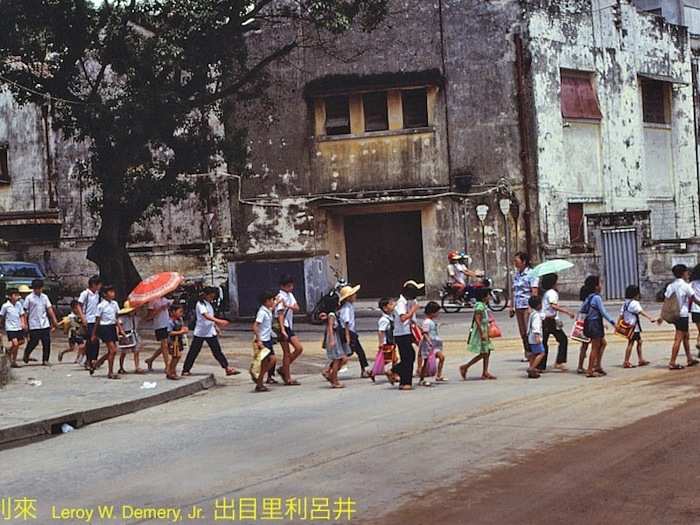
[[344, 211, 424, 297], [236, 260, 307, 317]]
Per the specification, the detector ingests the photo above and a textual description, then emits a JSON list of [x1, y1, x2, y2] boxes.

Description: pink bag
[[371, 349, 386, 376], [570, 317, 590, 343], [424, 351, 437, 377]]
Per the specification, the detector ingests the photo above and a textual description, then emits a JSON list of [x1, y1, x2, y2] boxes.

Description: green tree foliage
[[0, 0, 387, 297]]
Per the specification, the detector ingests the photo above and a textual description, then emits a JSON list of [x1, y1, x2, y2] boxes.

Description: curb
[[0, 373, 216, 447]]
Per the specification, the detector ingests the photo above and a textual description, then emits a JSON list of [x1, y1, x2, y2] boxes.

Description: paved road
[[2, 337, 699, 524]]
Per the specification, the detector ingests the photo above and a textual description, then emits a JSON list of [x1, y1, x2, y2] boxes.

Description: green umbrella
[[531, 259, 574, 278]]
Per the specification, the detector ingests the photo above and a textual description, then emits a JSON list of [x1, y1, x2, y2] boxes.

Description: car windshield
[[0, 263, 44, 278]]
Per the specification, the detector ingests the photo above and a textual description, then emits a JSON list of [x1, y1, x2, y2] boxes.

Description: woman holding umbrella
[[181, 287, 239, 377]]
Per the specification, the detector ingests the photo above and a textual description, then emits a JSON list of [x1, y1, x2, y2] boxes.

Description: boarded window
[[641, 78, 669, 124], [324, 96, 351, 135], [363, 92, 388, 132], [560, 73, 602, 120], [568, 203, 585, 246], [402, 88, 428, 128], [0, 145, 8, 183]]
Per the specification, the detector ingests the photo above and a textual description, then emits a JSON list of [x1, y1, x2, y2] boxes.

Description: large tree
[[0, 0, 387, 297]]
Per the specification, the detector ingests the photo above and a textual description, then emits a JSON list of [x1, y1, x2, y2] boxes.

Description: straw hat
[[403, 280, 425, 290], [17, 285, 32, 295], [338, 285, 361, 303], [119, 300, 137, 315]]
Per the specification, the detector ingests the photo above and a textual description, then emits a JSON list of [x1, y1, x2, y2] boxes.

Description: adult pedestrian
[[275, 275, 304, 386], [394, 280, 423, 391], [22, 279, 59, 365], [539, 273, 575, 371], [509, 252, 539, 360], [182, 287, 238, 377], [77, 275, 102, 371]]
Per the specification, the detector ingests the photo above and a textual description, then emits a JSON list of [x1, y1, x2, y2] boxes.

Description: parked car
[[0, 261, 60, 302]]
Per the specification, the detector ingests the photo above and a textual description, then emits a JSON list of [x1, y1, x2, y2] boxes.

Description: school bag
[[614, 301, 635, 339], [660, 291, 680, 324]]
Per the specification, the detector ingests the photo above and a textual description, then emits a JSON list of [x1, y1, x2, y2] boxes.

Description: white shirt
[[665, 279, 696, 318], [0, 300, 24, 331], [78, 288, 101, 324], [24, 292, 52, 330], [194, 300, 217, 338], [255, 305, 273, 341], [621, 299, 643, 333], [275, 290, 297, 329], [97, 299, 119, 326], [148, 297, 173, 330], [378, 313, 392, 344], [393, 295, 415, 336], [339, 302, 356, 332], [527, 310, 543, 344], [692, 281, 700, 314], [448, 263, 466, 285], [542, 289, 559, 319]]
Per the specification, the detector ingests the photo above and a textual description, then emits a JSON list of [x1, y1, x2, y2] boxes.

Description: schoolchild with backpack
[[579, 276, 615, 378], [662, 264, 700, 370]]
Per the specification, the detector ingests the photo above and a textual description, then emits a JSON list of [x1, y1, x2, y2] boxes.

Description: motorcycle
[[439, 277, 508, 313], [310, 263, 347, 325]]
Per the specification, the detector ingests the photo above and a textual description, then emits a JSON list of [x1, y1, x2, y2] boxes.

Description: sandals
[[368, 372, 376, 383], [459, 365, 468, 380], [576, 367, 585, 375], [117, 368, 127, 375], [181, 371, 192, 376], [688, 359, 700, 367], [145, 358, 154, 371], [399, 385, 413, 391], [623, 362, 635, 369], [107, 374, 120, 380], [225, 368, 240, 376], [284, 380, 301, 386], [638, 360, 650, 367], [595, 369, 607, 376], [134, 368, 146, 374], [419, 379, 432, 387], [435, 376, 449, 382], [386, 372, 396, 385], [527, 369, 541, 379], [166, 374, 180, 380], [266, 376, 279, 384], [255, 385, 270, 393], [585, 371, 603, 378], [669, 364, 685, 370], [331, 383, 345, 389], [481, 373, 497, 380]]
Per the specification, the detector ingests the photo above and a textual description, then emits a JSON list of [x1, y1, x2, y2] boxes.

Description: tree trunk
[[87, 204, 141, 301]]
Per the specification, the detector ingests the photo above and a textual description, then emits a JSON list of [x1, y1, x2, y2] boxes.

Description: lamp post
[[205, 212, 216, 286], [476, 204, 489, 271], [499, 198, 512, 298]]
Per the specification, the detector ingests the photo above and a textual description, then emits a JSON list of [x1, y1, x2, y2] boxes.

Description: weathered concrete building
[[1, 0, 698, 314]]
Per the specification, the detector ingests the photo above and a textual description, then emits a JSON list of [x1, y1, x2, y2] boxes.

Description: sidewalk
[[0, 361, 217, 447]]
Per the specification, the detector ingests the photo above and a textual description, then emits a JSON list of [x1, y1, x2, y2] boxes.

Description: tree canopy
[[0, 0, 387, 296]]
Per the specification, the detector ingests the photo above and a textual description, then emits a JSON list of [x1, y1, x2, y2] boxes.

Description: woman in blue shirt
[[510, 252, 539, 360], [580, 275, 615, 378]]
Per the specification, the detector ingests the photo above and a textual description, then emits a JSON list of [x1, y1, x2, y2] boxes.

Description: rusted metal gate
[[344, 211, 424, 298], [602, 228, 639, 300]]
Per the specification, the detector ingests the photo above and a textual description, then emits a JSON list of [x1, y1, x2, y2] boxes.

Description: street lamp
[[499, 198, 512, 298], [476, 204, 489, 271], [205, 212, 216, 286]]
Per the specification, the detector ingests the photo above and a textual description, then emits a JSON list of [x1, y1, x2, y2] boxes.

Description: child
[[394, 280, 423, 391], [166, 304, 188, 381], [338, 284, 370, 378], [664, 264, 700, 370], [251, 291, 279, 392], [620, 285, 657, 368], [275, 275, 304, 386], [22, 279, 59, 365], [0, 288, 26, 368], [321, 295, 349, 389], [419, 301, 447, 385], [58, 300, 86, 365], [580, 276, 616, 378], [526, 295, 545, 378], [539, 273, 575, 371], [91, 285, 125, 379], [460, 287, 496, 380], [117, 301, 145, 375], [370, 298, 399, 384]]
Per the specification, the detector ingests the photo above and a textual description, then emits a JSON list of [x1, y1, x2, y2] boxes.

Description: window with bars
[[402, 88, 428, 129], [324, 96, 351, 135], [560, 72, 602, 120], [362, 92, 388, 132], [641, 78, 670, 125], [0, 145, 8, 183]]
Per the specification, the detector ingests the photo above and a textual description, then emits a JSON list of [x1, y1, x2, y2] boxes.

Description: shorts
[[529, 343, 545, 354], [629, 332, 642, 342], [155, 327, 169, 341], [98, 325, 118, 343], [583, 318, 605, 340], [691, 312, 700, 324], [674, 317, 690, 333], [262, 339, 275, 355], [6, 330, 24, 342], [69, 335, 85, 346], [279, 327, 296, 341]]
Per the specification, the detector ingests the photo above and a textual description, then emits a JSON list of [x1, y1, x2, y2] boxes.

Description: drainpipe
[[438, 0, 453, 184], [514, 32, 535, 256], [41, 102, 57, 209], [692, 59, 700, 237]]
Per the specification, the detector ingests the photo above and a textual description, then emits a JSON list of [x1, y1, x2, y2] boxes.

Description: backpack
[[660, 292, 681, 324]]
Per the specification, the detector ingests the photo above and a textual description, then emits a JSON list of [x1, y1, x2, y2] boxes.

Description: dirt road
[[378, 372, 700, 525]]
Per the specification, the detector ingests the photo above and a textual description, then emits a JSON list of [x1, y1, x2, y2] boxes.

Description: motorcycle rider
[[447, 251, 483, 299]]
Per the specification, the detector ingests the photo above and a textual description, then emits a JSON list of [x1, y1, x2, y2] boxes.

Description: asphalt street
[[3, 333, 700, 524]]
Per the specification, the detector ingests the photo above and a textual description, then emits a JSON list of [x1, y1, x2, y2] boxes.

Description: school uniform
[[149, 297, 173, 341], [691, 280, 700, 325], [581, 293, 615, 339], [275, 290, 298, 340], [393, 295, 416, 386], [182, 300, 230, 372], [621, 299, 643, 342], [665, 279, 697, 333], [419, 318, 443, 358], [1, 300, 25, 342], [339, 301, 368, 369], [66, 313, 85, 346], [323, 312, 349, 361], [166, 317, 184, 358], [23, 292, 53, 363], [539, 288, 568, 370], [255, 305, 275, 352], [96, 299, 120, 342], [78, 288, 101, 362], [527, 310, 545, 354]]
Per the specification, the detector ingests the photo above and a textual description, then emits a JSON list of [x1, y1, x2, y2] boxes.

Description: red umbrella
[[128, 272, 184, 307]]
